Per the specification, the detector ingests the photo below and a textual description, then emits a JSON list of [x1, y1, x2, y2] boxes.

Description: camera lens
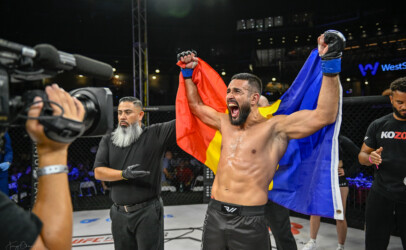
[[69, 87, 114, 137]]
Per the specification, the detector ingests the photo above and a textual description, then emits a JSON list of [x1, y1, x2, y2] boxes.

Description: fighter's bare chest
[[221, 129, 268, 155]]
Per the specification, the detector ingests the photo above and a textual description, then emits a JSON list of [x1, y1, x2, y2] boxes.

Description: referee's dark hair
[[119, 96, 143, 108]]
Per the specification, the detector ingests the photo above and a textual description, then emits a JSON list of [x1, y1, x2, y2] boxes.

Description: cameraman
[[0, 84, 85, 249]]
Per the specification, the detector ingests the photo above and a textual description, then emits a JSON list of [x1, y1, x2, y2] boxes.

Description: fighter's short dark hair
[[390, 77, 406, 94], [231, 73, 262, 94], [119, 96, 143, 108]]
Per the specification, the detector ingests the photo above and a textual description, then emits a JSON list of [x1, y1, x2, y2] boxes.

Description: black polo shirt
[[93, 120, 176, 205], [364, 113, 406, 203]]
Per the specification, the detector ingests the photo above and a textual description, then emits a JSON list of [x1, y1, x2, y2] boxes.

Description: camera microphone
[[34, 44, 113, 80], [0, 39, 113, 80], [0, 38, 114, 139], [0, 38, 37, 58]]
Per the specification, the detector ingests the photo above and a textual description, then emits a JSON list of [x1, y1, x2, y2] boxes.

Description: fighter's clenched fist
[[177, 50, 198, 78], [317, 30, 346, 75]]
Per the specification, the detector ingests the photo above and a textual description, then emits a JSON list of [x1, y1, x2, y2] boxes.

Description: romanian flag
[[176, 59, 227, 170], [176, 49, 343, 220]]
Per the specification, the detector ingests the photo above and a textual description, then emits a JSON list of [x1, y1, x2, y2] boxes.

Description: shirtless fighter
[[178, 30, 345, 250]]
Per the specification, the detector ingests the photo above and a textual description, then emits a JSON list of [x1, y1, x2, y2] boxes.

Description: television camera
[[0, 38, 114, 142]]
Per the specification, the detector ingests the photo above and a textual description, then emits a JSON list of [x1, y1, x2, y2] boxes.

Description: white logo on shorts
[[403, 177, 406, 186], [223, 206, 237, 213]]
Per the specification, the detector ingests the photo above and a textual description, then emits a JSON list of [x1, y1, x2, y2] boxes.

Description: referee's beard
[[111, 122, 143, 148]]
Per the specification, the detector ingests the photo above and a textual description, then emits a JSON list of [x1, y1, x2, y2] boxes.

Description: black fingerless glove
[[122, 164, 150, 180], [320, 30, 346, 75], [177, 50, 197, 79]]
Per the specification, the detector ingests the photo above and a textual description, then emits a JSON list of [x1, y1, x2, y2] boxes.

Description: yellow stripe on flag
[[269, 179, 274, 190], [258, 99, 281, 118], [204, 130, 222, 174]]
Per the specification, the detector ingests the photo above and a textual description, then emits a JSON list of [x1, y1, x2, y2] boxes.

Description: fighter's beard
[[111, 122, 143, 148]]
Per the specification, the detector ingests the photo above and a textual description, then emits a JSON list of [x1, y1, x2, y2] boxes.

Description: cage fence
[[4, 96, 393, 232]]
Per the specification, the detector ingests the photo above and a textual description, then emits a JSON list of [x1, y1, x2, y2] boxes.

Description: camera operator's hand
[[26, 83, 85, 250], [26, 83, 85, 166]]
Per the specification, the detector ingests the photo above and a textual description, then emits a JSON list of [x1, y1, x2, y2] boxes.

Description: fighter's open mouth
[[228, 103, 239, 118]]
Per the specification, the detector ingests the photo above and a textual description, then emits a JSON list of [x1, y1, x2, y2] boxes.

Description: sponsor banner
[[359, 61, 406, 76]]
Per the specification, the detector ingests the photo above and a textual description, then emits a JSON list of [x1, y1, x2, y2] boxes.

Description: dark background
[[1, 0, 405, 105]]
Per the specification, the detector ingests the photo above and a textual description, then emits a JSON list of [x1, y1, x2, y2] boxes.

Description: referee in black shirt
[[94, 96, 176, 250]]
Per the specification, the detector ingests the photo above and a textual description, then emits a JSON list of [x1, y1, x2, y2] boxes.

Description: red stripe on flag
[[175, 59, 227, 165]]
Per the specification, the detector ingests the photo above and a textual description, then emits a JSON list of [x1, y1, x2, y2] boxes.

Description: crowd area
[[4, 147, 205, 208]]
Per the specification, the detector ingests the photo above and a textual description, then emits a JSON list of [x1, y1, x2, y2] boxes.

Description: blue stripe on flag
[[269, 49, 343, 219]]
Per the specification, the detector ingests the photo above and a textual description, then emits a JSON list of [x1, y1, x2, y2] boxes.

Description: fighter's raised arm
[[276, 30, 345, 139], [178, 51, 223, 131]]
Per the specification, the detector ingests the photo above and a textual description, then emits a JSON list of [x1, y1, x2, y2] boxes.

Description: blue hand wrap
[[321, 58, 341, 74], [181, 68, 194, 78]]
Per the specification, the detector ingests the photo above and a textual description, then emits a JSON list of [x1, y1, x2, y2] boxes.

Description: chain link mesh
[[5, 96, 392, 230], [341, 96, 392, 230]]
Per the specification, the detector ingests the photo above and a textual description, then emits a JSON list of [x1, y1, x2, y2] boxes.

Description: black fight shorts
[[201, 199, 270, 250]]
